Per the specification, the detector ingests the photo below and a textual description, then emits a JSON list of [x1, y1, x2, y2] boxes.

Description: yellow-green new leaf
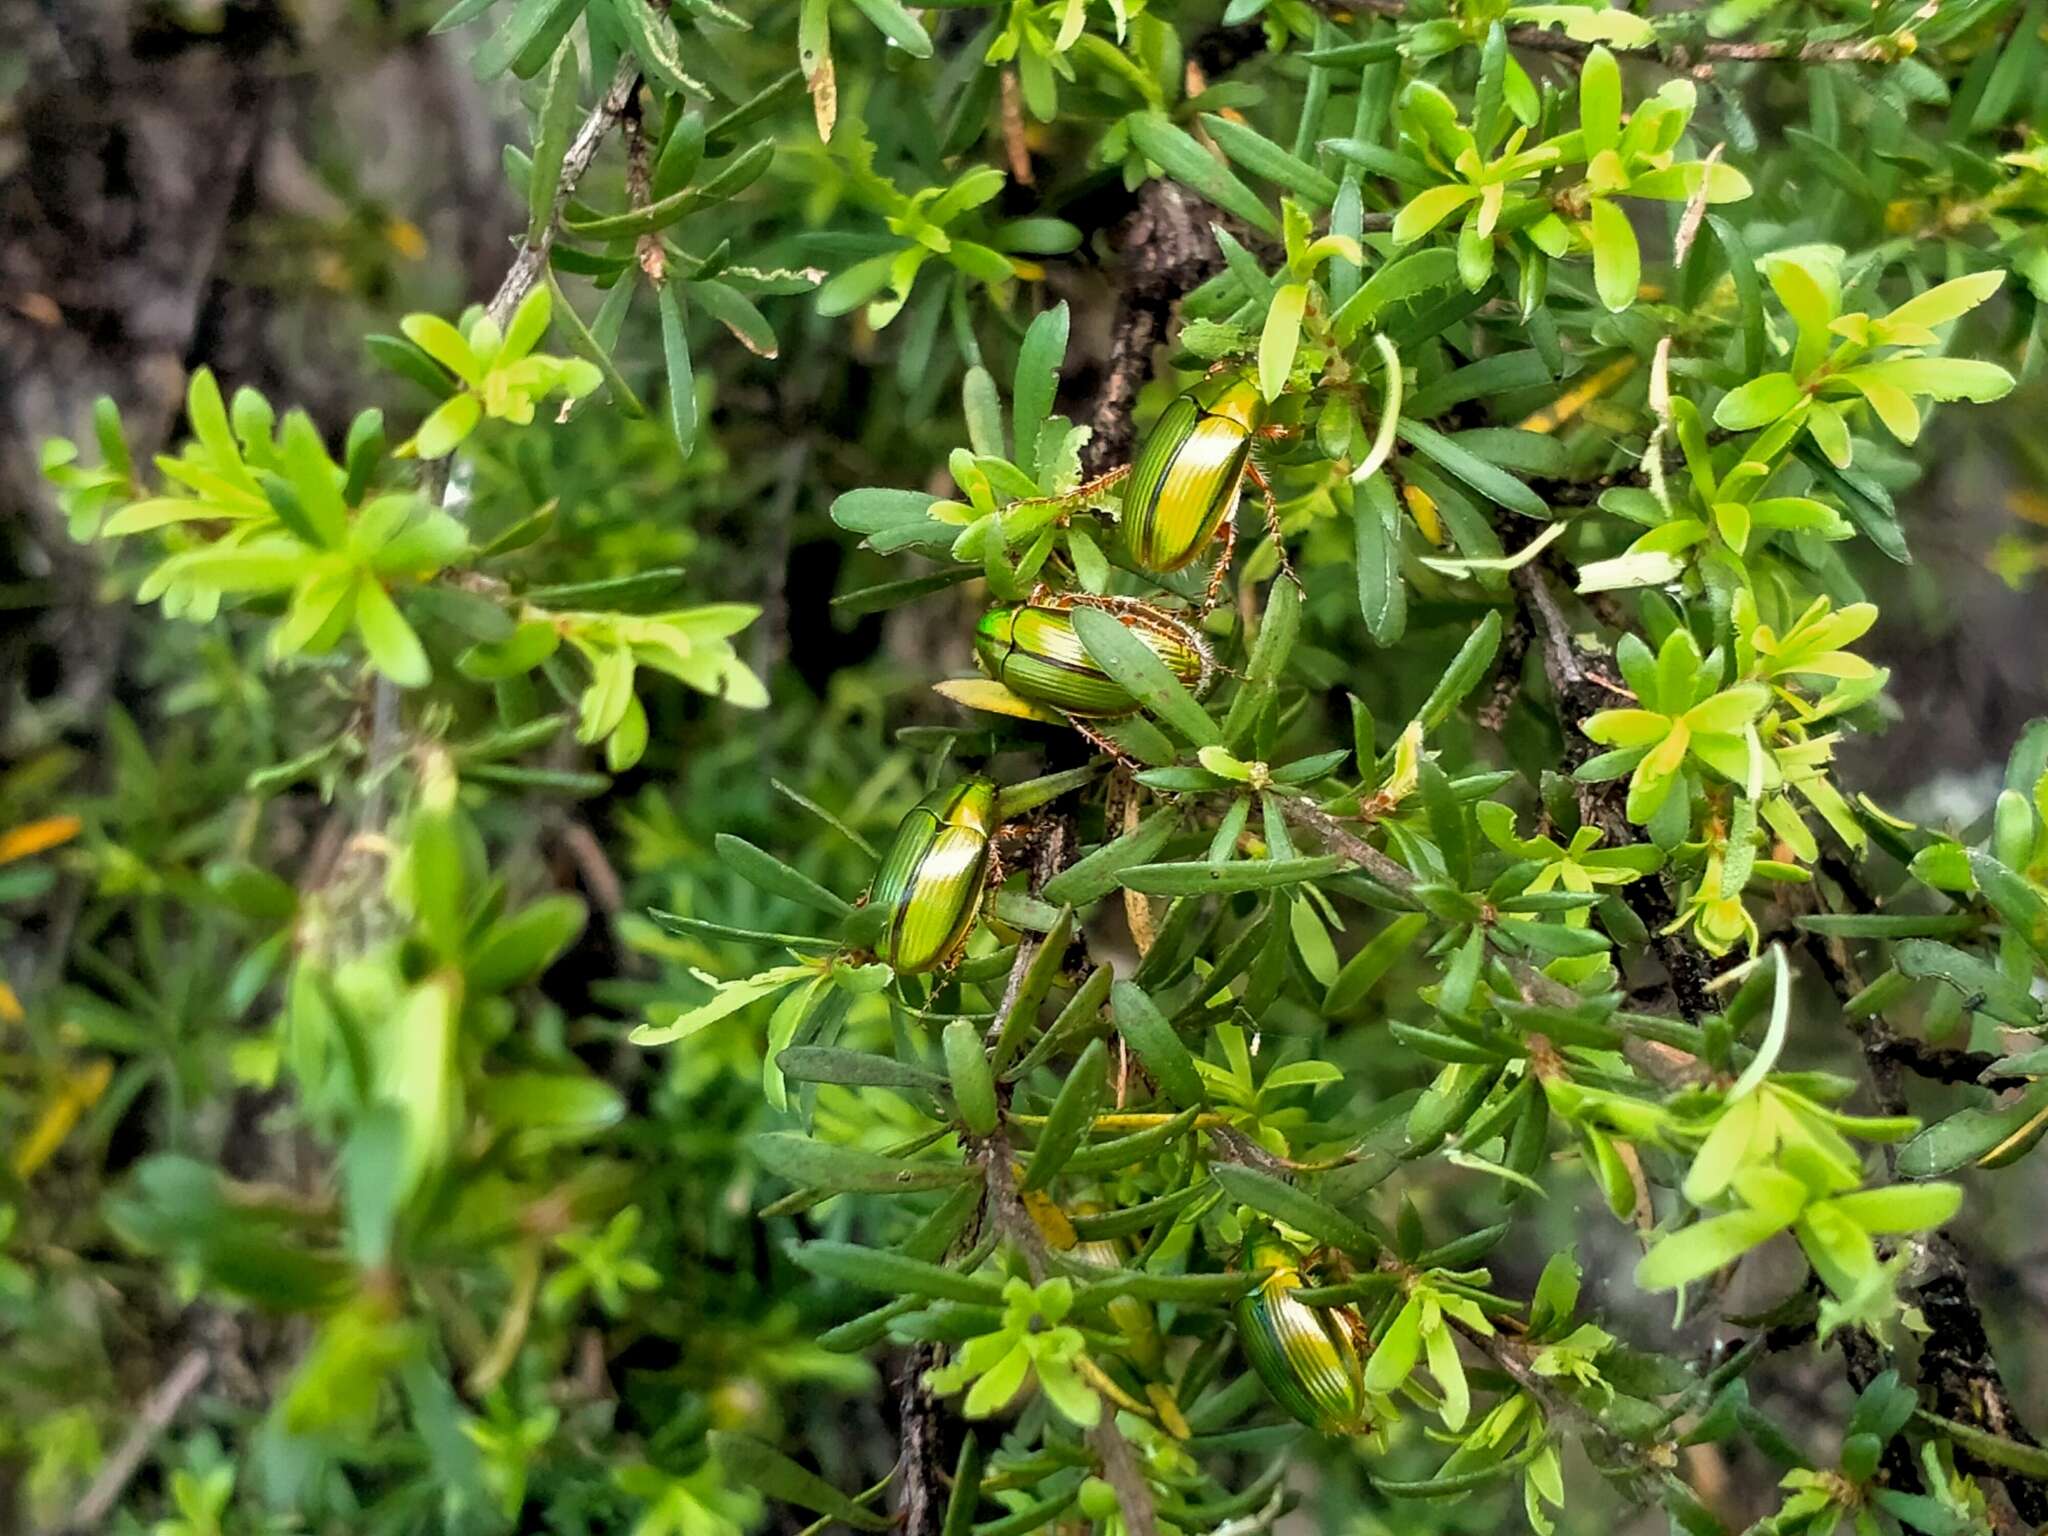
[[1259, 283, 1310, 403]]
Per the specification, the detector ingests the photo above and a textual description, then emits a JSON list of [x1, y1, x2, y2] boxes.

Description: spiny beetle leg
[[1199, 506, 1239, 616], [1008, 463, 1130, 517], [1068, 716, 1146, 771], [1246, 458, 1302, 595]]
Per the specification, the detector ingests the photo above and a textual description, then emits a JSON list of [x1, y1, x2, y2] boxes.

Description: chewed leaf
[[1508, 3, 1656, 47]]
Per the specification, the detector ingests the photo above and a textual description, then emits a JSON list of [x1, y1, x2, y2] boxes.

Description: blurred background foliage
[[2, 0, 2048, 1534]]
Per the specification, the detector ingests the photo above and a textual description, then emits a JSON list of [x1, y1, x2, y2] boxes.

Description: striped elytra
[[1234, 1240, 1372, 1435], [1119, 374, 1264, 574], [867, 778, 997, 975], [972, 600, 1210, 719]]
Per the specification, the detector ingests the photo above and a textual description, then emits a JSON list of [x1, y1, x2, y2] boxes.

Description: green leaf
[[1579, 44, 1621, 154], [412, 393, 482, 460], [1849, 356, 2014, 405], [1913, 1412, 2048, 1481], [962, 366, 1006, 459], [1013, 302, 1070, 482], [1726, 946, 1791, 1101], [1897, 1082, 2048, 1175], [1325, 912, 1428, 1014], [690, 278, 779, 359], [1587, 197, 1640, 313], [1062, 1106, 1204, 1176], [1407, 609, 1504, 738], [1111, 980, 1204, 1107], [1895, 939, 2042, 1028], [940, 1436, 985, 1536], [714, 834, 853, 917], [1635, 1208, 1793, 1290], [1223, 578, 1302, 749], [400, 313, 483, 388], [708, 1434, 891, 1530], [527, 44, 582, 241], [1023, 1038, 1109, 1190], [1200, 114, 1339, 205], [943, 1019, 998, 1135], [775, 1047, 945, 1092], [1071, 605, 1218, 746], [608, 0, 708, 95], [1352, 471, 1408, 646], [656, 282, 697, 457], [652, 111, 706, 201], [1255, 281, 1310, 405], [1331, 248, 1459, 344], [1826, 1182, 1962, 1234], [1395, 421, 1546, 517], [1128, 113, 1280, 236], [845, 0, 932, 53], [1040, 809, 1180, 907], [1211, 1163, 1380, 1257], [468, 894, 588, 992], [1966, 851, 2048, 966], [758, 1138, 979, 1197], [1883, 270, 2005, 334], [1072, 1266, 1258, 1306], [354, 578, 431, 688], [1714, 372, 1803, 431], [543, 269, 647, 415]]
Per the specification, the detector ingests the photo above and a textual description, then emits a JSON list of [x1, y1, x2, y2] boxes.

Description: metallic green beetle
[[1120, 373, 1267, 579], [866, 778, 998, 975], [1234, 1237, 1374, 1436], [973, 596, 1213, 721]]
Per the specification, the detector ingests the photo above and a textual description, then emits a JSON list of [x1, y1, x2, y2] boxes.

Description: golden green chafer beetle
[[865, 777, 998, 975], [1234, 1236, 1374, 1436], [1121, 373, 1266, 579], [971, 595, 1214, 755]]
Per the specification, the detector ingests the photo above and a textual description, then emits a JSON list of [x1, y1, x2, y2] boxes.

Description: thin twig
[[363, 58, 644, 901], [1273, 794, 1413, 893], [1803, 869, 2048, 1524], [894, 1343, 946, 1536], [974, 1134, 1160, 1536], [486, 56, 641, 332], [1511, 563, 1716, 1023], [62, 1347, 210, 1533]]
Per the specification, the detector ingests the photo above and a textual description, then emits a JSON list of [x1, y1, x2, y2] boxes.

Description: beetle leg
[[1199, 504, 1239, 615], [1009, 463, 1130, 518], [1244, 459, 1302, 593], [1068, 716, 1144, 770], [1073, 463, 1131, 502]]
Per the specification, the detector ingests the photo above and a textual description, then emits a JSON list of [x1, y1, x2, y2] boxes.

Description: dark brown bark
[[1079, 179, 1224, 479]]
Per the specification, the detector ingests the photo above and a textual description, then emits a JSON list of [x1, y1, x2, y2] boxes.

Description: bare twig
[[1082, 179, 1225, 478], [1802, 872, 2048, 1523], [485, 56, 642, 332], [1272, 794, 1413, 893], [974, 1134, 1160, 1536], [1511, 563, 1717, 1023], [62, 1347, 210, 1534], [359, 57, 644, 908], [894, 1343, 946, 1536]]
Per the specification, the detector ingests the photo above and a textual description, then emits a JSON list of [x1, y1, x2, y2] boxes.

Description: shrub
[[14, 0, 2048, 1531]]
